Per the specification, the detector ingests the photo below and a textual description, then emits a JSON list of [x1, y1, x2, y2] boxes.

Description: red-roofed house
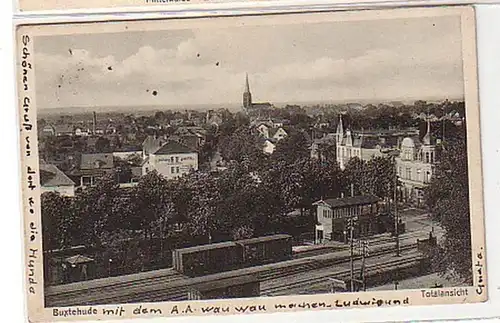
[[142, 140, 198, 179]]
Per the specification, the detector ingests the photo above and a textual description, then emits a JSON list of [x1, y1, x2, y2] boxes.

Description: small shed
[[63, 254, 95, 283]]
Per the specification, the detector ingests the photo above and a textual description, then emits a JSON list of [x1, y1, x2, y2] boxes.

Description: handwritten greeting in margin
[[20, 33, 40, 296]]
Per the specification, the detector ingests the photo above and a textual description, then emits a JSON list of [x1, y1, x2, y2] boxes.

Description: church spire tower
[[336, 113, 344, 144], [243, 73, 252, 110]]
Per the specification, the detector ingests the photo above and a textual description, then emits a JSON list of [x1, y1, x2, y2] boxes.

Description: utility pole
[[349, 216, 355, 292], [394, 157, 400, 257], [359, 240, 369, 291]]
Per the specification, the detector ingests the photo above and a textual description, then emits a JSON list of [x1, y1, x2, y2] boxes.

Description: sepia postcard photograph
[[16, 6, 486, 322]]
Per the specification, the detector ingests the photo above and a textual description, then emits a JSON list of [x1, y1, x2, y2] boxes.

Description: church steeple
[[245, 73, 250, 93], [336, 113, 344, 144], [243, 73, 252, 110]]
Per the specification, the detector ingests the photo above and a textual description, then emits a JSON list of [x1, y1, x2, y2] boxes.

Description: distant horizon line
[[38, 97, 465, 114]]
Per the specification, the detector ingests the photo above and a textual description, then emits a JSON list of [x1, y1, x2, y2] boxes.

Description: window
[[171, 167, 175, 174], [175, 157, 179, 163], [176, 167, 180, 173], [145, 167, 149, 173], [170, 157, 175, 163], [417, 169, 421, 181], [406, 168, 412, 180], [424, 171, 431, 183]]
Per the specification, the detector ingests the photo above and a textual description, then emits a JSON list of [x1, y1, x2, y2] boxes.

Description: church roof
[[251, 102, 273, 109]]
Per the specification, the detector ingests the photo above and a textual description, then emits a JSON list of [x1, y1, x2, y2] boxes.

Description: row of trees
[[424, 137, 472, 284], [42, 146, 397, 270]]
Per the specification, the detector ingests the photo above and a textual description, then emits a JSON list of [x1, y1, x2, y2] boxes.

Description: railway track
[[261, 251, 424, 296], [260, 243, 417, 282], [48, 238, 418, 303], [46, 269, 187, 305], [293, 228, 441, 259], [46, 240, 424, 307]]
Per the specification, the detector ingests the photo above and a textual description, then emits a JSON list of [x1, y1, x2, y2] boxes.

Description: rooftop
[[40, 164, 76, 187], [80, 153, 114, 170], [65, 254, 94, 265], [175, 241, 237, 253], [235, 234, 292, 245], [317, 195, 380, 208], [153, 140, 195, 155]]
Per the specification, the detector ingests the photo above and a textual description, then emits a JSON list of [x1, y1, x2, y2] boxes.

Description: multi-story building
[[142, 140, 198, 179], [334, 114, 419, 169], [395, 119, 438, 207], [313, 195, 381, 244], [335, 114, 386, 169]]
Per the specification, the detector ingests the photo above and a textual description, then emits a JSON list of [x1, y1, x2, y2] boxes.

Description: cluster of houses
[[40, 74, 463, 214], [40, 135, 201, 197], [243, 74, 463, 210], [39, 111, 208, 196]]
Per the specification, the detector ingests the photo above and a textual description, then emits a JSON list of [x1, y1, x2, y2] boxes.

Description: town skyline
[[34, 14, 464, 110]]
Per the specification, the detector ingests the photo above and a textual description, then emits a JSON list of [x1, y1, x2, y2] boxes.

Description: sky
[[34, 14, 465, 110]]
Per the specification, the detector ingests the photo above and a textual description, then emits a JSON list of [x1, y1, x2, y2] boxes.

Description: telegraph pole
[[349, 216, 354, 292], [359, 240, 369, 291], [348, 183, 356, 292], [394, 157, 400, 257]]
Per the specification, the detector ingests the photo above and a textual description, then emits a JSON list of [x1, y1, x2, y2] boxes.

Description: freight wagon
[[173, 241, 242, 277], [236, 234, 293, 266], [172, 234, 293, 277]]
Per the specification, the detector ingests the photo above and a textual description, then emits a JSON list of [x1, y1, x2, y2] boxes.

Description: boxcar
[[173, 241, 242, 277], [187, 274, 260, 300], [237, 234, 293, 266]]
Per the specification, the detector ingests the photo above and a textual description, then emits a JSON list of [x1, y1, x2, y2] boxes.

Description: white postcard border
[[15, 6, 488, 323]]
